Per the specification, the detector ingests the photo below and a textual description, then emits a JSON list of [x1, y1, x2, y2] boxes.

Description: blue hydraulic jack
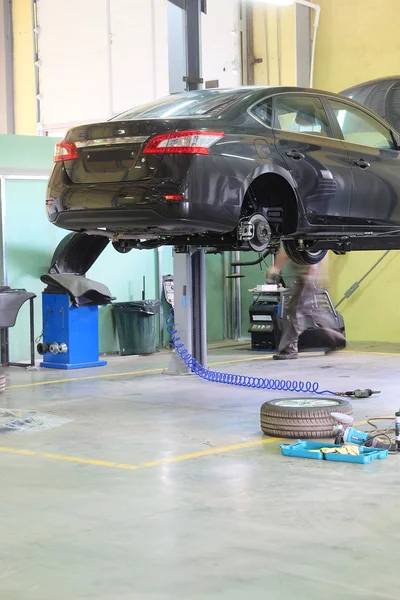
[[37, 274, 113, 370]]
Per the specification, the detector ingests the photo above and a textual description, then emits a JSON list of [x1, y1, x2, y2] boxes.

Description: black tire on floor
[[260, 397, 353, 439], [283, 240, 327, 265], [0, 370, 6, 393]]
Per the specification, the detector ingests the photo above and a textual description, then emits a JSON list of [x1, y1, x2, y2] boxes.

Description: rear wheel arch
[[241, 171, 303, 235]]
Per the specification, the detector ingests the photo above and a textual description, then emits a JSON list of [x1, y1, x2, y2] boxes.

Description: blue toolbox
[[280, 440, 388, 464]]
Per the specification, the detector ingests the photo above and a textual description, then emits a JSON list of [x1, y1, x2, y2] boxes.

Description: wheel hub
[[248, 214, 271, 252], [274, 398, 342, 408], [238, 214, 271, 252]]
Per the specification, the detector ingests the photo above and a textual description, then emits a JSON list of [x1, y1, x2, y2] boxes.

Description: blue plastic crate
[[280, 440, 388, 464]]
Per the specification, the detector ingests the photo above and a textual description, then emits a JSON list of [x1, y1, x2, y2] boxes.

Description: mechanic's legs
[[301, 284, 346, 351], [274, 280, 305, 360]]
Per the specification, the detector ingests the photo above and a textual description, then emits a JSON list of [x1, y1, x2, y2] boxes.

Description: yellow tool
[[309, 444, 360, 456]]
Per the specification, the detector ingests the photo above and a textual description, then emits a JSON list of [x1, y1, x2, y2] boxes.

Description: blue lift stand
[[40, 293, 106, 370], [38, 274, 113, 370]]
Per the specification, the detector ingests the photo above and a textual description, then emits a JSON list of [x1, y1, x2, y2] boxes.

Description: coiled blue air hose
[[167, 308, 335, 395]]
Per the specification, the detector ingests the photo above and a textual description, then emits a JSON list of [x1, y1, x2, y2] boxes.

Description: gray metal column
[[184, 0, 207, 364], [232, 251, 242, 340], [167, 247, 208, 374], [156, 248, 164, 348], [222, 252, 229, 340], [167, 250, 194, 375], [167, 0, 208, 375], [0, 177, 7, 286], [295, 3, 311, 87], [191, 248, 207, 368], [167, 0, 186, 94], [185, 0, 203, 91], [0, 0, 14, 134]]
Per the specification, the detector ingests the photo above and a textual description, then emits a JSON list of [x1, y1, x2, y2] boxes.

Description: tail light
[[54, 141, 79, 162], [143, 130, 225, 155]]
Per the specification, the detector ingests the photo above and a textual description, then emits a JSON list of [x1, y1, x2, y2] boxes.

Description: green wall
[[5, 178, 64, 361], [3, 174, 175, 361], [0, 135, 56, 172], [0, 135, 176, 362]]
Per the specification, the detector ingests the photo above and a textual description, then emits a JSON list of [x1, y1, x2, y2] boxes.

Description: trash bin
[[113, 301, 161, 356]]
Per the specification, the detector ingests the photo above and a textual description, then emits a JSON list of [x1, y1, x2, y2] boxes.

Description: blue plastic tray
[[280, 440, 388, 464]]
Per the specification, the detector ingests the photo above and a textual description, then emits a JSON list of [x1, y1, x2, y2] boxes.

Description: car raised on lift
[[46, 86, 400, 265]]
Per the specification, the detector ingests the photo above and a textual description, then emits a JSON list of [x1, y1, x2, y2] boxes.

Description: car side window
[[328, 100, 395, 150], [273, 95, 333, 138], [249, 98, 273, 127]]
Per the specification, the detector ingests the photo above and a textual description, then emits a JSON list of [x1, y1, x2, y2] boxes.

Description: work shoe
[[273, 352, 298, 360]]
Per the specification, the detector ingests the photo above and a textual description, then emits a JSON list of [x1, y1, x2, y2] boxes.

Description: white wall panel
[[167, 1, 186, 94], [37, 0, 169, 132], [110, 0, 169, 115], [152, 0, 170, 99], [201, 0, 241, 89], [36, 0, 239, 132], [37, 0, 111, 129]]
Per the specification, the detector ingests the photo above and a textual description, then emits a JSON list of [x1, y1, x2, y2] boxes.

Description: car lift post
[[167, 0, 208, 376], [167, 248, 207, 375]]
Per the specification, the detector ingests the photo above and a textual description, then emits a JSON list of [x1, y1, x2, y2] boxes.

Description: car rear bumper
[[47, 164, 241, 236], [50, 204, 234, 236]]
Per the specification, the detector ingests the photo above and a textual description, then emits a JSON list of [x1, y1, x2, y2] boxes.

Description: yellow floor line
[[5, 356, 274, 390], [207, 356, 273, 366], [6, 367, 165, 390], [5, 348, 400, 392], [0, 437, 280, 471], [0, 418, 391, 471], [344, 349, 400, 356]]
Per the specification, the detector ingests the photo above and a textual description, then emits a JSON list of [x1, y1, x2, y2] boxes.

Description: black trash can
[[113, 301, 161, 356]]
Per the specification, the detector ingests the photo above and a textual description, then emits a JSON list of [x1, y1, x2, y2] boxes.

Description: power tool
[[331, 413, 396, 451]]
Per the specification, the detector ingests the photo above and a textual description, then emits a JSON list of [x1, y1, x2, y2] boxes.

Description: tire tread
[[260, 397, 352, 439]]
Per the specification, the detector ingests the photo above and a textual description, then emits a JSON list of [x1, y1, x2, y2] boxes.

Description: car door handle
[[285, 150, 305, 160], [353, 158, 370, 169]]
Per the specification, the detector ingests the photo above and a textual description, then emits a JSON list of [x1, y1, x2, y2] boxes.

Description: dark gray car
[[341, 76, 400, 132], [47, 86, 400, 265]]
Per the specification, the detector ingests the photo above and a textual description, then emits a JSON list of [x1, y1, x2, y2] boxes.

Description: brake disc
[[248, 214, 271, 252]]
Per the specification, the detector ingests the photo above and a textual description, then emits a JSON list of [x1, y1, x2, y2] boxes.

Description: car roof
[[339, 77, 400, 131], [341, 76, 400, 94], [186, 85, 352, 99]]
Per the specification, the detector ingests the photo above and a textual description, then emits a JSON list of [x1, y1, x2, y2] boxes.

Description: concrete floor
[[1, 347, 400, 600]]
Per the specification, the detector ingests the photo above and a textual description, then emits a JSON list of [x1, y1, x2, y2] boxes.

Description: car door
[[327, 98, 400, 228], [271, 93, 352, 227]]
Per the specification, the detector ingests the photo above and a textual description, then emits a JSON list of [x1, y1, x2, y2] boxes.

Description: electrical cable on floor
[[365, 417, 396, 453], [367, 417, 395, 438]]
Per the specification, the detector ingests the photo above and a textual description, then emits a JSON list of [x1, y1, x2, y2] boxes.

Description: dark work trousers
[[278, 274, 343, 355]]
